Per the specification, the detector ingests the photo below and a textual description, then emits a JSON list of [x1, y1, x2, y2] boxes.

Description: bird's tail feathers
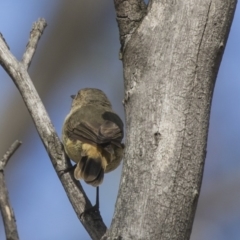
[[74, 156, 104, 187]]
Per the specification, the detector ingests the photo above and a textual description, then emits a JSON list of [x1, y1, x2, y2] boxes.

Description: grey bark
[[0, 140, 22, 240], [104, 0, 237, 239]]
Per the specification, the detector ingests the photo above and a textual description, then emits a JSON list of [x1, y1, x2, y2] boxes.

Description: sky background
[[0, 1, 239, 240]]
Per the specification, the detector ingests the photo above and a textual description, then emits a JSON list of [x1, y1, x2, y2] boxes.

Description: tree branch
[[22, 18, 47, 69], [0, 140, 22, 240], [0, 140, 22, 170], [0, 19, 107, 240]]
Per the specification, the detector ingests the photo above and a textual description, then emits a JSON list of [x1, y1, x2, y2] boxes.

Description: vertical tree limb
[[104, 0, 237, 239]]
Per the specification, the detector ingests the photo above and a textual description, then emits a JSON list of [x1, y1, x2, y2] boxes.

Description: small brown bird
[[62, 88, 124, 212]]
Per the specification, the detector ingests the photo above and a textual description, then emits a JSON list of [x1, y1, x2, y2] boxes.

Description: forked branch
[[0, 19, 106, 240]]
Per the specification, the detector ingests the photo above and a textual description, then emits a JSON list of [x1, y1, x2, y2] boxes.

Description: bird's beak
[[71, 95, 76, 99]]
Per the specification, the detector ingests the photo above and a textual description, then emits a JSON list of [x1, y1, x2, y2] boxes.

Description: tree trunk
[[104, 0, 237, 239]]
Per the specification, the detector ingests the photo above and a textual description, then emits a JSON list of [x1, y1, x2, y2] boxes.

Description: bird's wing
[[98, 120, 123, 147], [66, 108, 124, 151], [69, 120, 123, 148], [71, 121, 101, 145]]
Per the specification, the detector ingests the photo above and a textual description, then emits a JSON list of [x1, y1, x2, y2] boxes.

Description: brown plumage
[[62, 88, 124, 187]]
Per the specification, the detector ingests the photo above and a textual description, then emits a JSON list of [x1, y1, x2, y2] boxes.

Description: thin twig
[[22, 18, 47, 69], [0, 141, 21, 240], [0, 32, 10, 50], [0, 140, 22, 170], [0, 19, 107, 240]]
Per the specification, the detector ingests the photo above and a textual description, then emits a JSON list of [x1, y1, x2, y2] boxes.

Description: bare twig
[[0, 140, 22, 170], [0, 32, 10, 50], [0, 141, 22, 240], [22, 18, 47, 69], [0, 19, 107, 240]]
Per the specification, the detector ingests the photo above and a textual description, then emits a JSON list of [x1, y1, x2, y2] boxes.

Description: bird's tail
[[74, 144, 107, 186]]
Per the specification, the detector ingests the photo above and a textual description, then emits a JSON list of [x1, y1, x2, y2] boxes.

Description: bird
[[62, 88, 124, 214]]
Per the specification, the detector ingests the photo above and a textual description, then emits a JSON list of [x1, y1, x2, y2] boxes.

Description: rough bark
[[0, 141, 21, 240], [104, 0, 237, 239]]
